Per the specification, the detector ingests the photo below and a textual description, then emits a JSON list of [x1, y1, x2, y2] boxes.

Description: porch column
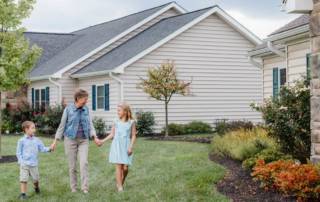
[[310, 0, 320, 163]]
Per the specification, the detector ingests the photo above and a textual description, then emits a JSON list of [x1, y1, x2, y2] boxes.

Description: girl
[[102, 102, 137, 192]]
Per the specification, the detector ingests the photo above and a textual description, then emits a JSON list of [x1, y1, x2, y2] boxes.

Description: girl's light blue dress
[[109, 119, 134, 165]]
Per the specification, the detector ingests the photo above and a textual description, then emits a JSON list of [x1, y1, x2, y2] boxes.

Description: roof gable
[[29, 2, 185, 80], [72, 6, 262, 77]]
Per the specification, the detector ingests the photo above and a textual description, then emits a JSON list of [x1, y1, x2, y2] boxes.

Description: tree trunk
[[0, 92, 2, 159], [310, 0, 320, 163], [165, 101, 169, 137]]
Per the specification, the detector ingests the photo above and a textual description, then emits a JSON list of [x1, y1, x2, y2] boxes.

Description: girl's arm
[[102, 124, 115, 143], [128, 121, 137, 155]]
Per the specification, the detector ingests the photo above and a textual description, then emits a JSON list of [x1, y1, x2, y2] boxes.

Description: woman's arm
[[52, 108, 68, 149], [102, 124, 115, 143], [128, 121, 137, 155]]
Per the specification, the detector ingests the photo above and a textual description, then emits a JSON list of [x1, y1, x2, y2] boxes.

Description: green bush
[[214, 119, 254, 135], [136, 111, 155, 136], [93, 117, 107, 138], [242, 148, 292, 170], [211, 127, 279, 161], [184, 121, 212, 134], [162, 123, 186, 136], [162, 121, 213, 136], [2, 102, 64, 136], [251, 79, 310, 162]]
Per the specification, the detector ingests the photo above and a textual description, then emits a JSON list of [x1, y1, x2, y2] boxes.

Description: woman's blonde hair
[[74, 89, 88, 102], [118, 102, 133, 121]]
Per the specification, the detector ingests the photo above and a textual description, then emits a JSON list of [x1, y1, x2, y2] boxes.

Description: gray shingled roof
[[25, 32, 79, 71], [269, 14, 309, 36], [28, 2, 173, 78], [72, 7, 213, 76]]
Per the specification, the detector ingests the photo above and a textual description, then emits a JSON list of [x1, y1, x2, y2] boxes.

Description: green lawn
[[0, 136, 228, 202]]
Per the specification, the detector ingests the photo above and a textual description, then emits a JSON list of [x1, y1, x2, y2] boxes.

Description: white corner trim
[[52, 2, 186, 78], [109, 72, 124, 101], [113, 6, 262, 73], [49, 77, 62, 104]]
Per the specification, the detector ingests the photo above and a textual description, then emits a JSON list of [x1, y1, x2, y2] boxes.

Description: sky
[[22, 0, 302, 39]]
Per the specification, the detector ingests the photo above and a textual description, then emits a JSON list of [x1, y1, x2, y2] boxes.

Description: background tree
[[138, 61, 191, 137], [0, 0, 41, 158]]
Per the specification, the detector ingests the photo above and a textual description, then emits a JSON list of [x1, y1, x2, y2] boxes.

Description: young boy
[[16, 121, 54, 200]]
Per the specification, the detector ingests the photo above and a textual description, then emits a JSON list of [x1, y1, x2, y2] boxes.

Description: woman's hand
[[127, 147, 133, 156], [94, 137, 102, 147], [51, 139, 58, 151]]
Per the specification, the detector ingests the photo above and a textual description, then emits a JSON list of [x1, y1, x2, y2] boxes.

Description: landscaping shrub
[[252, 159, 320, 200], [184, 121, 212, 134], [211, 127, 278, 161], [251, 79, 310, 162], [161, 121, 212, 136], [2, 102, 64, 135], [162, 123, 186, 136], [242, 148, 292, 170], [214, 119, 254, 135], [93, 117, 107, 138], [136, 111, 155, 136]]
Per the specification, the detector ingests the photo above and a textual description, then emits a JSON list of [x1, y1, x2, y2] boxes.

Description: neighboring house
[[14, 2, 263, 130], [248, 14, 310, 99]]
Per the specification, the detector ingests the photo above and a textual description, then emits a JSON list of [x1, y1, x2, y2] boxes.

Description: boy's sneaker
[[35, 187, 40, 194], [19, 193, 27, 200]]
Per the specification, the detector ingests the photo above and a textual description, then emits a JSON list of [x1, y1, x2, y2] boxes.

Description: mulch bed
[[145, 135, 213, 144], [209, 153, 296, 202], [0, 155, 17, 164]]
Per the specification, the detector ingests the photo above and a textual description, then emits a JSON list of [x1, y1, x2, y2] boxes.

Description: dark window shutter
[[45, 87, 50, 106], [279, 68, 286, 86], [307, 53, 311, 81], [104, 84, 110, 111], [273, 67, 279, 97], [31, 88, 35, 109], [92, 85, 96, 111]]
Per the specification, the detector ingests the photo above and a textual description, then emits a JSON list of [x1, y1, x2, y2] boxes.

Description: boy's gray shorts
[[20, 165, 39, 182]]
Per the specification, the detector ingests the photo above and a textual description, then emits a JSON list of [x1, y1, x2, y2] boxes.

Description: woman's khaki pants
[[64, 137, 89, 191]]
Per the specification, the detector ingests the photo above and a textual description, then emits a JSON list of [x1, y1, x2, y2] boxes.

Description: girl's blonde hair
[[118, 102, 133, 121]]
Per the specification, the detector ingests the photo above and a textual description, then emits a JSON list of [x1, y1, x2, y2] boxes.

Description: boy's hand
[[127, 147, 133, 156]]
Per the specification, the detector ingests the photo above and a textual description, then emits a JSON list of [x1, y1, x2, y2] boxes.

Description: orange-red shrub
[[252, 159, 320, 200]]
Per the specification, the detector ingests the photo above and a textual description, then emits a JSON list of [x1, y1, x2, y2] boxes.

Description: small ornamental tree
[[138, 61, 191, 136], [0, 0, 41, 158]]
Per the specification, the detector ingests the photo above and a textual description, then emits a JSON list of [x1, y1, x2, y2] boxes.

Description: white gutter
[[109, 72, 124, 101], [49, 77, 62, 104], [267, 41, 285, 58]]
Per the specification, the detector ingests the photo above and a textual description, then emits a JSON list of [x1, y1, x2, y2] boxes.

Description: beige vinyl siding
[[287, 40, 310, 83], [59, 75, 78, 105], [119, 14, 263, 131], [67, 8, 179, 75], [78, 76, 119, 127], [27, 80, 59, 106], [263, 56, 286, 99]]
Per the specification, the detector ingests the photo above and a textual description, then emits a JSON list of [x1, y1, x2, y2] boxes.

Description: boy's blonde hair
[[22, 121, 35, 132], [118, 102, 133, 122]]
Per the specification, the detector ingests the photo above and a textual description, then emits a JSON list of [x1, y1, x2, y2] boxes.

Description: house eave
[[70, 70, 114, 79]]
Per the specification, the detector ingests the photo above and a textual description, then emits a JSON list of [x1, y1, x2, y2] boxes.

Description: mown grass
[[0, 136, 228, 202]]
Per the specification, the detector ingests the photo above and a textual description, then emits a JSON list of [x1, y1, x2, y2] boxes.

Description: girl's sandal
[[117, 185, 124, 192]]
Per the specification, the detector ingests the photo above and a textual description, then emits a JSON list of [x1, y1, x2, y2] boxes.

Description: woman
[[51, 89, 101, 193]]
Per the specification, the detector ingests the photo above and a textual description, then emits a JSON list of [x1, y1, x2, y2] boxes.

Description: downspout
[[109, 72, 124, 101], [49, 77, 62, 105], [248, 56, 263, 69], [267, 41, 285, 58]]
